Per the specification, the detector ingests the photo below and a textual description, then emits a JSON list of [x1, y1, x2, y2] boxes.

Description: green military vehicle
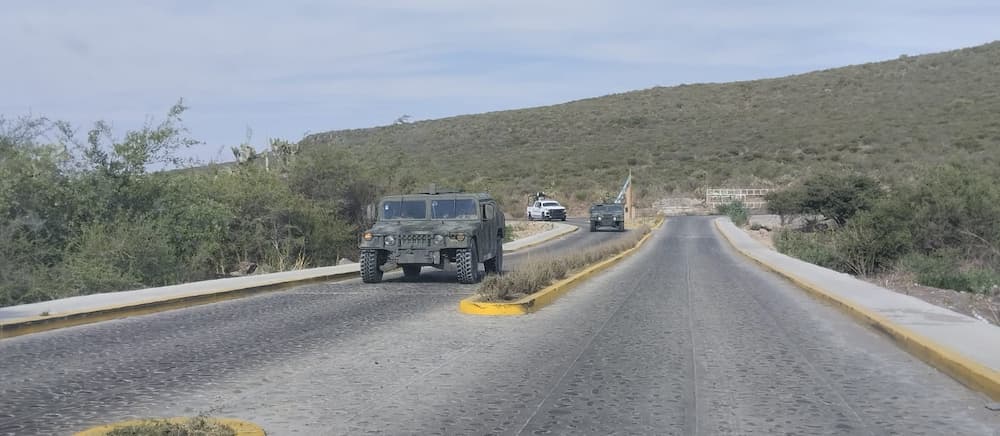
[[359, 188, 505, 284], [589, 203, 625, 232]]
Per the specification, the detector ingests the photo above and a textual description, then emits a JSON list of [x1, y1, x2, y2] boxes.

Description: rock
[[337, 258, 354, 265]]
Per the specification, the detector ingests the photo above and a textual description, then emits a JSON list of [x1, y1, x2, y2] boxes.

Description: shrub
[[774, 229, 842, 270], [716, 201, 748, 226], [902, 251, 1000, 294], [832, 211, 911, 276]]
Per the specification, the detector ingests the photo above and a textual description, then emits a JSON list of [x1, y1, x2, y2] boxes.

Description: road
[[1, 217, 997, 435]]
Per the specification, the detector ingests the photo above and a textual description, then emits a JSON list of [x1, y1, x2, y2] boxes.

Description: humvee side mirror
[[483, 204, 495, 221]]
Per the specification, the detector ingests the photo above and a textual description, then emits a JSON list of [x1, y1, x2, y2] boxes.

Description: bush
[[774, 229, 842, 270], [716, 201, 748, 226], [902, 251, 1000, 294], [831, 211, 911, 276]]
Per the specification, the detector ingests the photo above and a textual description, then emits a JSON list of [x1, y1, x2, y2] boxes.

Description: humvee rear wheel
[[361, 249, 384, 283], [484, 239, 503, 274], [456, 245, 482, 284], [402, 265, 421, 280]]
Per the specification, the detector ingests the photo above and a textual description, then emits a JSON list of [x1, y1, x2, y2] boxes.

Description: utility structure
[[614, 170, 635, 224]]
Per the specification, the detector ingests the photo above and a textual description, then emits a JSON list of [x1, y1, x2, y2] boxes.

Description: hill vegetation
[[3, 41, 1000, 306], [303, 41, 1000, 213]]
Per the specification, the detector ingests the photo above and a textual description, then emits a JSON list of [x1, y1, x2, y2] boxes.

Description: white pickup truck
[[526, 199, 567, 221]]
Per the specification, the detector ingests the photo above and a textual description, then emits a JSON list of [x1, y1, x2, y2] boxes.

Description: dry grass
[[105, 416, 236, 436], [478, 225, 650, 301]]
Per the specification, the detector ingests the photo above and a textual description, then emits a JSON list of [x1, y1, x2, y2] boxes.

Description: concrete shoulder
[[714, 217, 1000, 401]]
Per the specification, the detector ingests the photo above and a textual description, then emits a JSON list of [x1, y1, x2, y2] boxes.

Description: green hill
[[302, 41, 1000, 212]]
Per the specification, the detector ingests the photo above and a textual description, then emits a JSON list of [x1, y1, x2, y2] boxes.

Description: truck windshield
[[542, 202, 560, 207], [431, 199, 478, 219], [592, 205, 623, 213], [382, 200, 427, 219]]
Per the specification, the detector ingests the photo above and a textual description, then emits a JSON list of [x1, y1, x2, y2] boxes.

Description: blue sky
[[2, 0, 999, 163]]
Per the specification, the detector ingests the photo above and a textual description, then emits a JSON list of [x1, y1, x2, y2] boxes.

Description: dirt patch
[[867, 271, 1000, 327], [744, 227, 775, 250], [507, 221, 554, 241]]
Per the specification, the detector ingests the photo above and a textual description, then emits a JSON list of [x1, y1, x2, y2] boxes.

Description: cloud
[[1, 0, 998, 162]]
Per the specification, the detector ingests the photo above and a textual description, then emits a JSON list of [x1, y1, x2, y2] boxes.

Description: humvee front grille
[[399, 234, 432, 248]]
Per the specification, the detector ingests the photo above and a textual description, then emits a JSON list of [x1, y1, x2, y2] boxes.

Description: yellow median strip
[[460, 217, 664, 316], [713, 219, 1000, 401], [75, 417, 264, 436]]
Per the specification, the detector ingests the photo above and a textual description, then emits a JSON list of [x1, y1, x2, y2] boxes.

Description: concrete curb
[[75, 416, 265, 436], [0, 270, 358, 340], [713, 218, 1000, 401], [460, 217, 664, 316], [503, 221, 578, 252]]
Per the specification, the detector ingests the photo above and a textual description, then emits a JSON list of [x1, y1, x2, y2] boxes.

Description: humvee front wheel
[[589, 222, 597, 232], [361, 249, 384, 283], [456, 245, 482, 284]]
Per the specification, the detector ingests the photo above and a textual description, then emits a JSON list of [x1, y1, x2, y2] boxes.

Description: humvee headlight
[[384, 235, 396, 246], [433, 234, 444, 244], [597, 216, 602, 221], [363, 232, 374, 241]]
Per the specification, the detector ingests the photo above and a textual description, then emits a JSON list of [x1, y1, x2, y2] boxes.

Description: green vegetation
[[478, 226, 650, 301], [769, 167, 1000, 293], [716, 201, 749, 226], [5, 41, 1000, 305], [0, 103, 370, 307], [302, 42, 1000, 213], [105, 417, 236, 436]]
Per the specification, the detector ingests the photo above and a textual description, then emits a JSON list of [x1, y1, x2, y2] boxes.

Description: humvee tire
[[361, 249, 383, 283], [456, 245, 481, 284]]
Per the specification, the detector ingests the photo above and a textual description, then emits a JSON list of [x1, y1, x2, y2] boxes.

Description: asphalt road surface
[[1, 217, 997, 435]]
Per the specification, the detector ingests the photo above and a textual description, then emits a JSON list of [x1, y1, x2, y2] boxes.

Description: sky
[[2, 0, 999, 163]]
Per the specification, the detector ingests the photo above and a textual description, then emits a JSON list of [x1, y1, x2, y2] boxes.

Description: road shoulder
[[715, 217, 1000, 401]]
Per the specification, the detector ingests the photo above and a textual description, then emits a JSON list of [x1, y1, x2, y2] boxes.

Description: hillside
[[302, 41, 1000, 212]]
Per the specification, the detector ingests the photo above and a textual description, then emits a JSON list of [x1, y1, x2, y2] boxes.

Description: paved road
[[2, 217, 998, 435]]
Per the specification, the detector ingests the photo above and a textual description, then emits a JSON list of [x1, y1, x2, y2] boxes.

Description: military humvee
[[359, 188, 505, 284], [589, 203, 625, 232]]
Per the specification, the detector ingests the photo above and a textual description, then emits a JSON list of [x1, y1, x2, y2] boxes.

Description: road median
[[460, 217, 663, 315], [714, 217, 1000, 401]]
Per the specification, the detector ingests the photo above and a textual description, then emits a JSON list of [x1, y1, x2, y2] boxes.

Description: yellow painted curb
[[75, 416, 265, 435], [460, 217, 663, 316], [1, 272, 359, 340], [713, 219, 1000, 401]]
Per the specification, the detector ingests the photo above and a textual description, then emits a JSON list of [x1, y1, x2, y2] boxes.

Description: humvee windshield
[[591, 204, 623, 213], [382, 200, 427, 219], [431, 199, 478, 219]]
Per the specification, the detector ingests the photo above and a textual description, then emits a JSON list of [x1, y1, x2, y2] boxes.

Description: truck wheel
[[484, 239, 503, 274], [561, 217, 566, 221], [402, 265, 421, 280], [361, 249, 384, 283], [527, 212, 533, 221], [456, 244, 482, 284]]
